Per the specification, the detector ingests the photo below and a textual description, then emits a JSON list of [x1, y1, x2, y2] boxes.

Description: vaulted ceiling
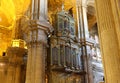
[[0, 0, 30, 30], [0, 0, 96, 30]]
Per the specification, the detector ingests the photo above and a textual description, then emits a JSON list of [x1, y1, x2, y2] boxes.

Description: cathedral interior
[[0, 0, 120, 83]]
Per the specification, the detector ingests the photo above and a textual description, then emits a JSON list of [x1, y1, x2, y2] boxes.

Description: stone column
[[95, 0, 120, 82], [24, 0, 52, 83], [23, 0, 51, 83], [29, 0, 48, 20], [77, 1, 94, 83], [25, 23, 52, 83]]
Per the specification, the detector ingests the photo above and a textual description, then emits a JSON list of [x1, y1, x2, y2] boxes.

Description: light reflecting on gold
[[0, 0, 31, 29]]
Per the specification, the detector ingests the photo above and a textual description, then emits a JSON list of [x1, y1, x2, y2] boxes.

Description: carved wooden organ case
[[49, 9, 82, 71]]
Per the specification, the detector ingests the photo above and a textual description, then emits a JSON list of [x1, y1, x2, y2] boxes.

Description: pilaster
[[110, 0, 120, 49], [95, 0, 120, 82]]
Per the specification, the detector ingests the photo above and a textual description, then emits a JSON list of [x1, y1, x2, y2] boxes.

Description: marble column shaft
[[95, 0, 120, 82]]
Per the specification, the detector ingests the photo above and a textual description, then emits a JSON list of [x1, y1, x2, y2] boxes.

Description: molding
[[22, 18, 53, 35]]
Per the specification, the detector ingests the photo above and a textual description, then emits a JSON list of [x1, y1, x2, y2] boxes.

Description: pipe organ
[[49, 9, 82, 71]]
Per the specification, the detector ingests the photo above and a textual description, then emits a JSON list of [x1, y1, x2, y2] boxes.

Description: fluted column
[[95, 0, 120, 82], [77, 1, 94, 83], [29, 0, 48, 20], [82, 6, 89, 39], [110, 0, 120, 48]]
